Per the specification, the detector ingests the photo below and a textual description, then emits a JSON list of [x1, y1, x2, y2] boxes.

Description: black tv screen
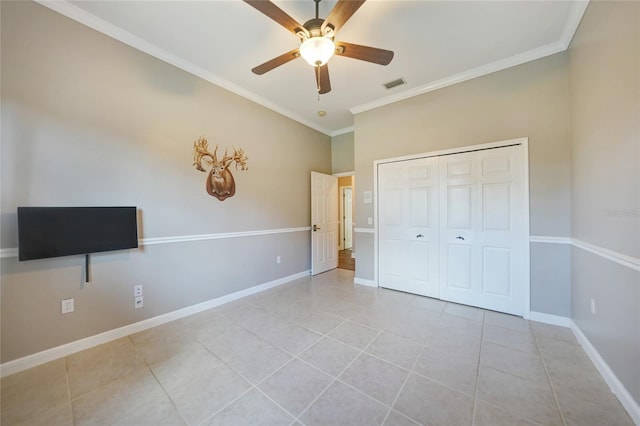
[[17, 207, 138, 261]]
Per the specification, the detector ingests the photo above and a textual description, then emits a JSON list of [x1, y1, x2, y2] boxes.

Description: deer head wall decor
[[193, 136, 248, 201]]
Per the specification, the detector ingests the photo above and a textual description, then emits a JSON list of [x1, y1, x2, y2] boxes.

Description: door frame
[[339, 186, 353, 250], [373, 138, 531, 318], [334, 171, 355, 253]]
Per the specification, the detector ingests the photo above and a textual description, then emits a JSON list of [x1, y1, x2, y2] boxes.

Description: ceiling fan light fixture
[[300, 36, 335, 67]]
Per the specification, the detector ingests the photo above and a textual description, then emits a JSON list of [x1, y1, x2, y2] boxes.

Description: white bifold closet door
[[378, 157, 440, 298], [378, 144, 525, 316]]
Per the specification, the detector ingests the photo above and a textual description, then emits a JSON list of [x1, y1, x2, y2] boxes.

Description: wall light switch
[[135, 296, 144, 309]]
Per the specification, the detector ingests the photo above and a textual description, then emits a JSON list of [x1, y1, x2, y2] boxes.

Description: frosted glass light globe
[[300, 37, 335, 67]]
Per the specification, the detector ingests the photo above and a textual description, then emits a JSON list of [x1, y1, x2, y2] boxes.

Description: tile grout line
[[194, 303, 354, 425], [64, 356, 76, 426], [380, 308, 444, 426], [474, 322, 563, 426], [470, 312, 486, 426], [293, 328, 385, 424], [126, 335, 191, 426], [532, 328, 568, 426]]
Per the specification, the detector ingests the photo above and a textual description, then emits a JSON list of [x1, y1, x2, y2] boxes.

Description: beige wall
[[0, 1, 330, 362], [331, 132, 355, 174], [353, 53, 572, 316], [568, 0, 639, 405]]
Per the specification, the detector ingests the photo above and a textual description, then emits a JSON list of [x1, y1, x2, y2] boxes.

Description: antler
[[220, 147, 249, 171], [193, 136, 248, 172], [193, 137, 215, 172]]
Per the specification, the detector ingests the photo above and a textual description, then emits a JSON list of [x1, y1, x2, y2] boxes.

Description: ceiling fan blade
[[335, 41, 394, 65], [315, 64, 331, 94], [243, 0, 308, 37], [322, 0, 366, 34], [251, 49, 300, 75]]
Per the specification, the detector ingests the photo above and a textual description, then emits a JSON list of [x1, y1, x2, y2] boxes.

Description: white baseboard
[[569, 320, 640, 425], [528, 312, 639, 423], [354, 277, 377, 287], [528, 311, 571, 327], [0, 270, 310, 378]]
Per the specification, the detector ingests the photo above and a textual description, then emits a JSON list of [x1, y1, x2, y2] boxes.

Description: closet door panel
[[379, 157, 439, 297], [439, 151, 480, 306], [476, 145, 525, 315], [438, 145, 525, 315]]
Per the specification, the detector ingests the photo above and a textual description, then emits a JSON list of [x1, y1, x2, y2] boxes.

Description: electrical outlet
[[61, 298, 74, 314], [134, 285, 143, 297], [276, 256, 281, 264], [590, 298, 596, 315], [135, 296, 143, 309]]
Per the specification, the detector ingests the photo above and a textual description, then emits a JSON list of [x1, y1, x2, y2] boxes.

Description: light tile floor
[[1, 269, 633, 426]]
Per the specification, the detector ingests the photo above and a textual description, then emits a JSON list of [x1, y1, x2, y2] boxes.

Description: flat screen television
[[17, 207, 138, 261]]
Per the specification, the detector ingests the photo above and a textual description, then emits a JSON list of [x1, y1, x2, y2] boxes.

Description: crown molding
[[34, 0, 333, 136], [34, 0, 589, 137], [560, 0, 590, 49], [350, 40, 566, 115], [350, 1, 589, 116], [331, 126, 354, 137]]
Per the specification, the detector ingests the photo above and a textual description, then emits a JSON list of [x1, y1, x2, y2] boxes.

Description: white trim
[[352, 42, 564, 116], [0, 248, 18, 258], [522, 141, 531, 319], [529, 236, 640, 273], [354, 228, 374, 234], [34, 1, 588, 137], [529, 310, 640, 424], [373, 138, 526, 166], [354, 277, 377, 288], [560, 1, 590, 50], [331, 126, 354, 137], [529, 311, 571, 327], [140, 227, 309, 246], [572, 238, 640, 272], [34, 1, 332, 136], [350, 0, 589, 117], [0, 227, 310, 259], [570, 320, 640, 425], [373, 138, 530, 316], [333, 171, 355, 177], [529, 236, 572, 244], [0, 270, 310, 378]]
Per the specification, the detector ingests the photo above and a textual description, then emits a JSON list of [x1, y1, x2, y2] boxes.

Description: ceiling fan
[[244, 0, 394, 95]]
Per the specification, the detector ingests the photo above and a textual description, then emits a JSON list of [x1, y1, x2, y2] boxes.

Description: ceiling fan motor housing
[[301, 18, 334, 40]]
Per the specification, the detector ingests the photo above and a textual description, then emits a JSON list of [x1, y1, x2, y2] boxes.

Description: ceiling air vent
[[383, 78, 406, 90]]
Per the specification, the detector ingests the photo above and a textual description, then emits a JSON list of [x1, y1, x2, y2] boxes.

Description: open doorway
[[337, 174, 355, 271]]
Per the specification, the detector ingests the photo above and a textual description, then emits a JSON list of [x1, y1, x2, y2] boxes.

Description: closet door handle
[[456, 236, 465, 241]]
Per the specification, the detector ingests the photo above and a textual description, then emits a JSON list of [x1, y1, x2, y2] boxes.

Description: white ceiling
[[40, 0, 588, 136]]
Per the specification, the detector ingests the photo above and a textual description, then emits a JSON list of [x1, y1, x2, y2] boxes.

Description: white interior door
[[378, 157, 440, 297], [439, 145, 525, 315], [344, 188, 353, 249], [311, 172, 338, 275]]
